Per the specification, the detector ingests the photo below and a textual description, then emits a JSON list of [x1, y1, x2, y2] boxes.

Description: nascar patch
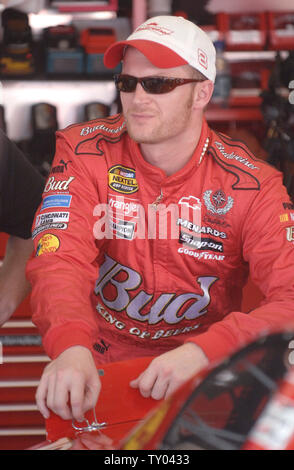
[[108, 165, 138, 194]]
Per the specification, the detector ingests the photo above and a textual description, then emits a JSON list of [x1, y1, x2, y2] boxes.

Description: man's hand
[[130, 343, 209, 400], [36, 346, 101, 422]]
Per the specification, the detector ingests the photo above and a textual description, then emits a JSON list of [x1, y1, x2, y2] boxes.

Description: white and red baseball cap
[[104, 15, 216, 82]]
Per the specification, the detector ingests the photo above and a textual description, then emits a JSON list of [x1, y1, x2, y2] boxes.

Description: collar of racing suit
[[125, 117, 211, 203], [127, 117, 210, 180]]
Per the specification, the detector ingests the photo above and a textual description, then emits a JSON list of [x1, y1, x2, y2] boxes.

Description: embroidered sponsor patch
[[280, 213, 289, 223], [135, 21, 173, 36], [41, 194, 72, 211], [50, 159, 72, 174], [36, 233, 60, 256], [283, 202, 294, 210], [95, 254, 218, 327], [35, 212, 70, 227], [203, 189, 234, 215], [32, 223, 68, 239], [178, 247, 225, 261], [43, 176, 75, 193], [108, 165, 138, 194], [177, 218, 227, 239], [110, 218, 136, 240], [178, 195, 201, 210], [93, 339, 111, 355], [286, 226, 294, 242], [108, 195, 141, 218], [214, 141, 259, 170], [179, 231, 224, 252]]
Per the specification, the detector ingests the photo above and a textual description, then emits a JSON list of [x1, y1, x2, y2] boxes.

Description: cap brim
[[104, 39, 188, 69]]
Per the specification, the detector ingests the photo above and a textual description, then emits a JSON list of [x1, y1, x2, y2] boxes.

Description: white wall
[[1, 80, 117, 141]]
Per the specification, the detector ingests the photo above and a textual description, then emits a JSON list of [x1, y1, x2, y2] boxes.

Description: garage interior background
[[0, 0, 293, 450]]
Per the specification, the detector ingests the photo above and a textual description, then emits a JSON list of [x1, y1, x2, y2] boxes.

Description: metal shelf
[[206, 106, 263, 122], [50, 0, 118, 13], [224, 50, 290, 62]]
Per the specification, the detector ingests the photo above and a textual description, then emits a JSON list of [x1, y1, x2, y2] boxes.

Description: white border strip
[[0, 403, 38, 412], [2, 355, 50, 363], [0, 428, 45, 436], [0, 380, 40, 388]]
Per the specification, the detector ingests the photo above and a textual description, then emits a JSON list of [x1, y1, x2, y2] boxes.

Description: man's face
[[120, 48, 198, 146]]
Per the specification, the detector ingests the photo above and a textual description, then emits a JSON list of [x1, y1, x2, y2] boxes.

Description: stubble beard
[[123, 92, 195, 145]]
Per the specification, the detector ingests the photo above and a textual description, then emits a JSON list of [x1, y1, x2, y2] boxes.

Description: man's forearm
[[0, 236, 33, 324]]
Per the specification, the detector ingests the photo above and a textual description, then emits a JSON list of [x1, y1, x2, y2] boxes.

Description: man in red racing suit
[[28, 114, 294, 360], [26, 16, 294, 422]]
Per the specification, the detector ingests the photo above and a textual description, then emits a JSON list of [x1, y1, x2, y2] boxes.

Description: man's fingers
[[70, 380, 87, 422], [131, 373, 168, 400], [130, 368, 158, 398], [83, 379, 101, 415], [164, 379, 181, 399], [48, 372, 74, 420], [70, 378, 101, 423], [149, 376, 169, 400], [36, 375, 50, 419], [129, 373, 142, 389], [49, 370, 101, 422], [34, 347, 102, 422]]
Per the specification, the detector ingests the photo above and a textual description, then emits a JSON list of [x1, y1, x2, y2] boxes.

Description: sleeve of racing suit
[[26, 132, 103, 359], [186, 172, 294, 363]]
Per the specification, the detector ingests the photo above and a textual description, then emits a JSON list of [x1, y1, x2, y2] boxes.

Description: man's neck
[[139, 127, 202, 177]]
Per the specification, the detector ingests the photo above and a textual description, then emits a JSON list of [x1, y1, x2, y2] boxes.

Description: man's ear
[[193, 81, 214, 110]]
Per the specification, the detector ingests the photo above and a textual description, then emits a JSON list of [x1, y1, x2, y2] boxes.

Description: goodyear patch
[[108, 165, 138, 194], [36, 233, 60, 256]]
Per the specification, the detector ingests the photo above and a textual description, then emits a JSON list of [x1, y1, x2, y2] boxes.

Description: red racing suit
[[26, 114, 294, 365]]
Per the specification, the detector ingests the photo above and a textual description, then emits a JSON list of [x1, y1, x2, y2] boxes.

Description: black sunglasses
[[114, 74, 206, 94]]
